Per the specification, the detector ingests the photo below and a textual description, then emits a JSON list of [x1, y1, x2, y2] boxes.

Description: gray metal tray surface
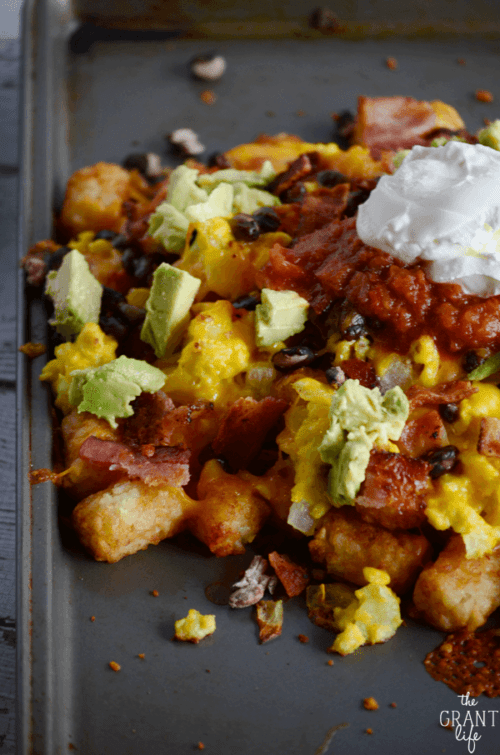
[[17, 1, 500, 753]]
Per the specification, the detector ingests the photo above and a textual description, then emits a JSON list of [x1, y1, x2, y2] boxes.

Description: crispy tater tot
[[60, 410, 123, 499], [72, 479, 195, 563], [413, 534, 500, 631], [309, 506, 432, 595], [188, 460, 271, 557]]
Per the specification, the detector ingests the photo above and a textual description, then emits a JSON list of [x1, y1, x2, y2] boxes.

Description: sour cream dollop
[[356, 141, 500, 297]]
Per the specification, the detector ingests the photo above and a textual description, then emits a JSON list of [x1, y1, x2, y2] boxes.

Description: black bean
[[463, 350, 483, 373], [253, 207, 281, 233], [325, 366, 346, 386], [101, 286, 125, 308], [99, 315, 129, 341], [207, 152, 231, 169], [111, 234, 129, 250], [343, 189, 370, 218], [232, 293, 260, 311], [94, 229, 118, 241], [123, 152, 162, 179], [121, 248, 137, 274], [232, 214, 261, 241], [132, 256, 154, 283], [272, 346, 316, 371], [189, 229, 198, 247], [116, 302, 146, 325], [340, 310, 367, 341], [438, 403, 460, 424], [333, 110, 355, 150], [421, 445, 459, 478], [280, 182, 306, 204], [316, 169, 348, 188], [46, 246, 71, 270]]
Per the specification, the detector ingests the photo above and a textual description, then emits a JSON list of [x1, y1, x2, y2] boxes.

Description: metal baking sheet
[[17, 1, 500, 753]]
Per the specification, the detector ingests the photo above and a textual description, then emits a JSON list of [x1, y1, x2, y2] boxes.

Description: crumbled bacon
[[79, 436, 190, 487], [267, 153, 313, 196], [339, 358, 379, 389], [120, 391, 176, 446], [398, 410, 447, 457], [354, 96, 447, 151], [355, 450, 431, 530], [295, 185, 350, 237], [425, 629, 500, 697], [268, 551, 309, 597], [478, 417, 500, 457], [211, 396, 288, 470], [407, 381, 477, 412]]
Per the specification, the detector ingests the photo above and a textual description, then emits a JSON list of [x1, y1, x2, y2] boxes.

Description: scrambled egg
[[277, 378, 334, 528], [174, 609, 216, 643], [426, 382, 500, 558], [39, 323, 117, 413], [175, 217, 291, 301], [157, 299, 265, 406], [330, 568, 402, 655]]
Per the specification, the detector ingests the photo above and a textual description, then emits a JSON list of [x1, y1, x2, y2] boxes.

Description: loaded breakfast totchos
[[23, 95, 500, 688]]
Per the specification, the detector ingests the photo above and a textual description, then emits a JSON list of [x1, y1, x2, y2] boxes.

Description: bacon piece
[[267, 153, 313, 196], [268, 551, 309, 597], [121, 393, 218, 458], [120, 391, 175, 446], [353, 96, 464, 152], [398, 410, 448, 457], [478, 417, 500, 457], [295, 185, 350, 237], [211, 396, 288, 471], [79, 436, 190, 487], [355, 450, 431, 530], [407, 381, 477, 412], [340, 358, 379, 389]]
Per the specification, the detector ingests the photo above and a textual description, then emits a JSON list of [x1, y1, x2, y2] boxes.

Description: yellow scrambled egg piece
[[175, 217, 291, 301], [330, 567, 402, 655], [277, 378, 335, 523], [157, 299, 260, 406], [39, 323, 117, 413], [174, 609, 216, 643], [425, 382, 500, 558]]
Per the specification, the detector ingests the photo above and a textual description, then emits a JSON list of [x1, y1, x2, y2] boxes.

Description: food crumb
[[476, 89, 494, 103], [132, 729, 136, 734], [206, 669, 211, 673], [19, 342, 46, 358], [138, 653, 145, 659], [327, 659, 334, 666], [484, 118, 492, 126], [90, 616, 95, 622], [109, 661, 121, 672], [390, 702, 397, 708], [266, 111, 276, 117], [200, 90, 216, 106], [457, 58, 466, 65], [296, 109, 306, 117], [363, 697, 379, 711], [386, 57, 398, 70], [366, 728, 373, 735], [151, 590, 159, 597], [298, 634, 309, 643], [443, 721, 454, 730], [197, 743, 205, 750]]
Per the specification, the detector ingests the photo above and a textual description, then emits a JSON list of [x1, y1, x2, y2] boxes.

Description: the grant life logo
[[440, 692, 498, 753]]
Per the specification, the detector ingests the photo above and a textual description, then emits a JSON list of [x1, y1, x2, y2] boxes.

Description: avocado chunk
[[478, 120, 500, 151], [45, 249, 102, 338], [196, 160, 276, 189], [255, 288, 309, 347], [68, 355, 165, 428], [140, 262, 201, 358], [318, 379, 409, 505]]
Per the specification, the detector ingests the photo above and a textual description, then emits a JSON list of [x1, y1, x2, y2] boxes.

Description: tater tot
[[60, 411, 123, 499], [413, 534, 500, 631], [188, 460, 271, 557], [309, 506, 432, 595], [72, 479, 196, 563]]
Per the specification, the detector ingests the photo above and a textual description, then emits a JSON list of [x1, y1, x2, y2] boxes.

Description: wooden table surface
[[0, 35, 20, 755]]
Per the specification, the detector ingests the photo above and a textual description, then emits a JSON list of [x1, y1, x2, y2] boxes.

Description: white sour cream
[[356, 141, 500, 297]]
